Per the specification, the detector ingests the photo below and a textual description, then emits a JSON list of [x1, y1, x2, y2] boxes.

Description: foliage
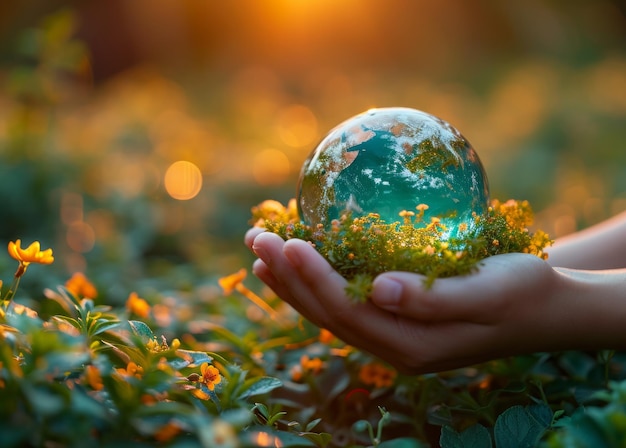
[[0, 7, 625, 448], [3, 241, 626, 447], [251, 198, 552, 299]]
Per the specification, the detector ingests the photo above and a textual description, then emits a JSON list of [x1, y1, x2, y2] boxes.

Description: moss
[[250, 198, 552, 301], [405, 138, 460, 174]]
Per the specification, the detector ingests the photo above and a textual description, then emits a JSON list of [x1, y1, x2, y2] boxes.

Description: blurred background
[[0, 0, 624, 299]]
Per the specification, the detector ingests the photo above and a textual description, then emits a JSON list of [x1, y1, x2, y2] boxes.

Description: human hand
[[245, 228, 618, 374]]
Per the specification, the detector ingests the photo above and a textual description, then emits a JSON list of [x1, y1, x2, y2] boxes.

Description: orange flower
[[200, 362, 222, 391], [218, 269, 279, 321], [116, 361, 144, 379], [358, 362, 397, 388], [218, 268, 247, 295], [250, 199, 298, 226], [85, 365, 104, 391], [319, 328, 335, 344], [422, 245, 436, 256], [153, 421, 182, 443], [8, 240, 54, 265], [10, 303, 38, 318], [8, 240, 54, 277], [301, 355, 324, 374], [291, 355, 325, 382], [65, 272, 98, 299], [126, 292, 150, 318]]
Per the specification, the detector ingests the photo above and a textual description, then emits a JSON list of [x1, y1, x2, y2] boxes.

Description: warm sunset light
[[66, 221, 96, 253], [1, 2, 624, 445], [164, 160, 203, 200], [275, 104, 318, 147], [252, 148, 291, 185]]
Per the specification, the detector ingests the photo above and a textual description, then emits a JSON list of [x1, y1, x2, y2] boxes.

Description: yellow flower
[[146, 336, 180, 353], [200, 362, 221, 391], [65, 272, 98, 299], [8, 240, 54, 277], [126, 292, 150, 318], [358, 362, 397, 388]]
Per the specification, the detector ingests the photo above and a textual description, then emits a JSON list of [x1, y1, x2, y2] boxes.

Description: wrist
[[551, 268, 626, 351]]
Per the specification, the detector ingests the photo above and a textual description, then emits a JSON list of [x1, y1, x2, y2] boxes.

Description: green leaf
[[54, 286, 83, 316], [527, 403, 553, 428], [199, 383, 221, 410], [440, 424, 492, 448], [299, 432, 333, 447], [5, 307, 43, 332], [220, 408, 253, 427], [90, 319, 121, 336], [53, 315, 82, 330], [378, 437, 428, 448], [558, 351, 596, 379], [252, 402, 270, 421], [170, 349, 213, 369], [23, 385, 66, 416], [239, 377, 283, 400], [128, 320, 155, 340], [494, 405, 549, 448], [305, 418, 322, 432]]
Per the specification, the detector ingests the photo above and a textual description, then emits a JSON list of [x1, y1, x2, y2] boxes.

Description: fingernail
[[372, 277, 402, 307], [252, 244, 270, 264]]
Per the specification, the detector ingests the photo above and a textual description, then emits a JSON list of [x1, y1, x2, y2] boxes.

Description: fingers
[[370, 253, 553, 322], [245, 227, 265, 250], [250, 232, 330, 327], [246, 230, 558, 374], [252, 235, 409, 360], [279, 239, 435, 361]]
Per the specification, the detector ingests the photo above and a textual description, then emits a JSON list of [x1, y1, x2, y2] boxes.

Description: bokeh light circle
[[164, 160, 203, 200]]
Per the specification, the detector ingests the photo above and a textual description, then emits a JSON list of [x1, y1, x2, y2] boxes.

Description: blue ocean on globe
[[296, 107, 490, 239]]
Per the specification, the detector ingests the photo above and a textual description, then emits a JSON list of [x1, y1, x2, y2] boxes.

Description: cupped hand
[[244, 228, 577, 374]]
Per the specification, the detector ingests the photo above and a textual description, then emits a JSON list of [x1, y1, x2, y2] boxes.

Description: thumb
[[370, 253, 551, 322]]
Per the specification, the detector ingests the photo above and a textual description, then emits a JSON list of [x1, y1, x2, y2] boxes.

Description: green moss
[[405, 138, 460, 173], [251, 198, 552, 301]]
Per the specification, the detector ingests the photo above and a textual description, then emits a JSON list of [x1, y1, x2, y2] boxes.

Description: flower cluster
[[291, 355, 325, 382], [358, 362, 397, 388]]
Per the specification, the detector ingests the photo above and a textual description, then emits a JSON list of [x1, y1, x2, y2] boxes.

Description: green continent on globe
[[297, 107, 489, 238]]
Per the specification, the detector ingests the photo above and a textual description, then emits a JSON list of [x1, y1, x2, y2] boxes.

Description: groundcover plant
[[2, 8, 626, 448], [2, 226, 626, 447]]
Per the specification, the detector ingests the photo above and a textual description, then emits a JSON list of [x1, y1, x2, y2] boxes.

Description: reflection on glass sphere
[[297, 107, 489, 238]]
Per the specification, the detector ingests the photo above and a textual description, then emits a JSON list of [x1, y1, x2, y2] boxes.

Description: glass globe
[[296, 107, 489, 238]]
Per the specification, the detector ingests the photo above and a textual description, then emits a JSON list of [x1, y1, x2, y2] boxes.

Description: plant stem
[[3, 273, 23, 304]]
